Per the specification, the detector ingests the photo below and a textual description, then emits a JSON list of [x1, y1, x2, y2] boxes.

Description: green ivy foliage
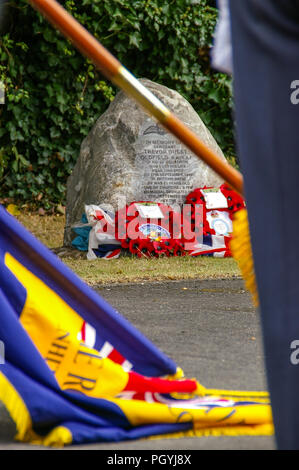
[[0, 0, 234, 208]]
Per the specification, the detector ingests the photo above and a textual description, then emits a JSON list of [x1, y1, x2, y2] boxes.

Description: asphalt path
[[0, 278, 275, 450]]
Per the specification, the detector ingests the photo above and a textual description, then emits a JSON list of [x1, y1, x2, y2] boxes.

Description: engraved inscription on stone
[[133, 118, 200, 205], [64, 79, 225, 245]]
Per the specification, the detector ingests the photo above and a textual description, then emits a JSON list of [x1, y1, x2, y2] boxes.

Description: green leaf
[[0, 0, 234, 208]]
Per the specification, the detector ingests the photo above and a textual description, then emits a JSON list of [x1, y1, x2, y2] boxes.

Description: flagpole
[[29, 0, 243, 195]]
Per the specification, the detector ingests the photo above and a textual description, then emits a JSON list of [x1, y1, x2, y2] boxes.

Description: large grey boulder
[[64, 78, 226, 245]]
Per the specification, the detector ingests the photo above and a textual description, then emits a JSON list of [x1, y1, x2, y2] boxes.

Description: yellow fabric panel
[[5, 253, 129, 398], [109, 395, 272, 428]]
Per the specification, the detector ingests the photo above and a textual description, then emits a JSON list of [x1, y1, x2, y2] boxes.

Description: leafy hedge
[[0, 0, 234, 208]]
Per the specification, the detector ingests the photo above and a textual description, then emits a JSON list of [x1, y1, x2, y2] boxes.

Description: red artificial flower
[[220, 183, 245, 214], [172, 239, 187, 257]]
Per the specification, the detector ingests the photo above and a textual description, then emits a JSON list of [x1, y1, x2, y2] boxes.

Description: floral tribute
[[110, 183, 245, 258]]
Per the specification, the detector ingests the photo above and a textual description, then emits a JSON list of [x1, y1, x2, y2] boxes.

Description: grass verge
[[16, 212, 241, 285]]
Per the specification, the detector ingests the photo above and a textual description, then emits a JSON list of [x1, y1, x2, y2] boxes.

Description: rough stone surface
[[64, 79, 226, 246]]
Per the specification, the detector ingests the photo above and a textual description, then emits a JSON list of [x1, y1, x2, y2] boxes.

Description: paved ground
[[0, 278, 276, 450]]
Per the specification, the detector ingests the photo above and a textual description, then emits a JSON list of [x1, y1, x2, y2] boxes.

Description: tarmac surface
[[0, 278, 276, 450]]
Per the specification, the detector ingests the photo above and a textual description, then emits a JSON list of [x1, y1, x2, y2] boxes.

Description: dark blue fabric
[[0, 205, 190, 443], [1, 363, 129, 431], [71, 214, 90, 251], [67, 421, 192, 445], [92, 244, 120, 258], [0, 205, 177, 377], [229, 0, 299, 449]]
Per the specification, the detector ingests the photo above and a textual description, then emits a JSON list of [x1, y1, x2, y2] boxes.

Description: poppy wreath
[[112, 187, 245, 258], [183, 184, 245, 257], [114, 201, 187, 258], [185, 185, 245, 232]]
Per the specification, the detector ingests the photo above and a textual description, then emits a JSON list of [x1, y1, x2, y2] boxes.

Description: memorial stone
[[64, 79, 226, 245]]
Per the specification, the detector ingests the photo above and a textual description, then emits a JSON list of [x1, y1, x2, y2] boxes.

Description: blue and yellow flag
[[0, 205, 273, 446]]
